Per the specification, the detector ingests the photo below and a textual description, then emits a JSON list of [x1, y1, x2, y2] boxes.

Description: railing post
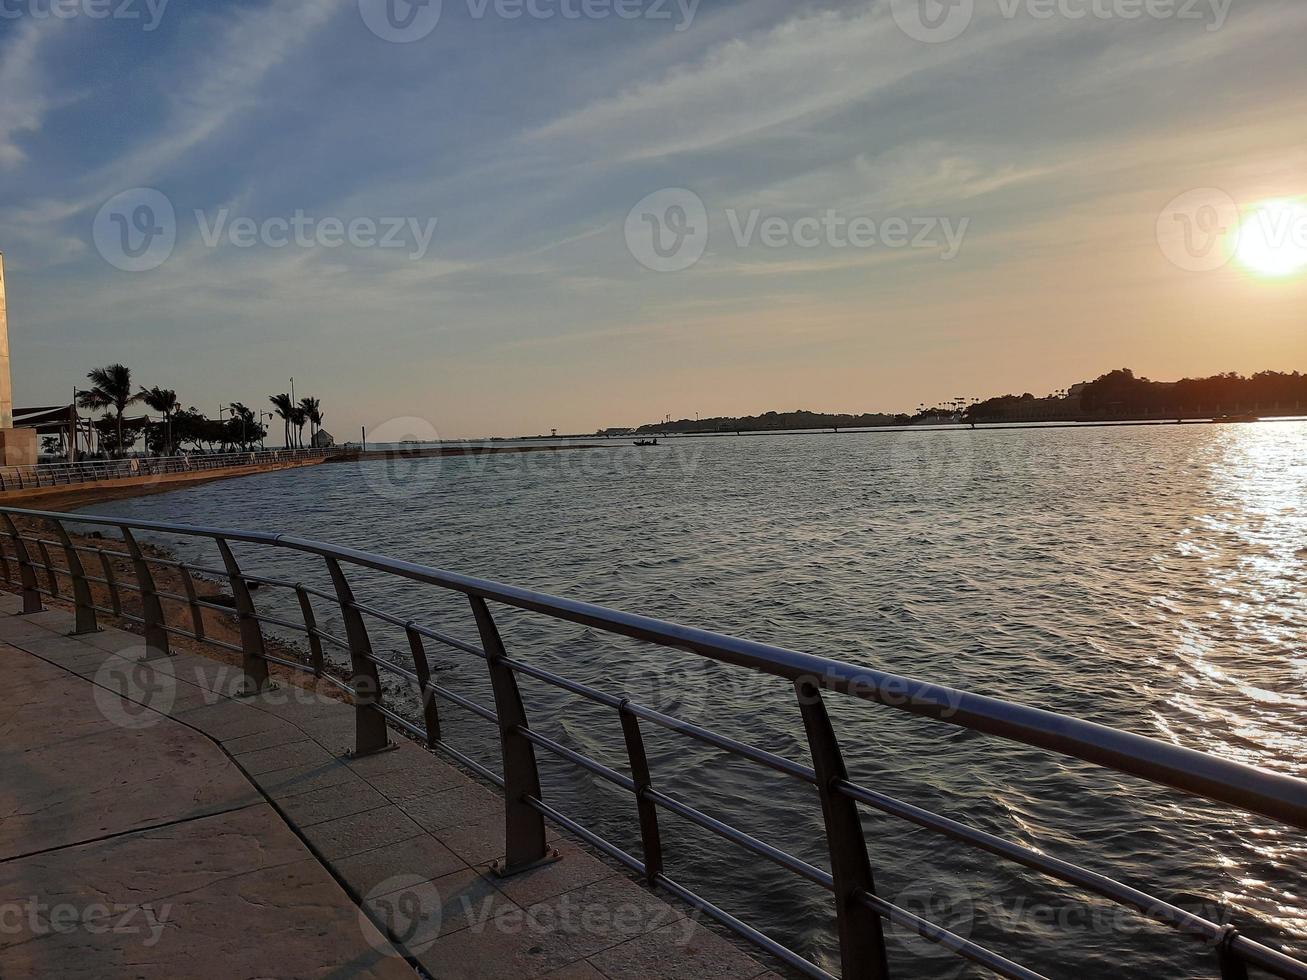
[[35, 540, 59, 597], [468, 595, 558, 876], [795, 677, 890, 980], [1216, 927, 1250, 980], [120, 528, 170, 659], [0, 513, 42, 614], [618, 700, 664, 886], [215, 539, 271, 695], [98, 549, 122, 616], [178, 561, 205, 640], [295, 584, 325, 674], [47, 518, 98, 635], [405, 622, 442, 748], [324, 556, 393, 758]]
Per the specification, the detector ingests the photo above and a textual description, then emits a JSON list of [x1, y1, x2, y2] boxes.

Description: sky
[[1, 0, 1305, 440]]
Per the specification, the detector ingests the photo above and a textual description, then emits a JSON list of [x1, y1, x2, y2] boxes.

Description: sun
[[1236, 200, 1307, 278]]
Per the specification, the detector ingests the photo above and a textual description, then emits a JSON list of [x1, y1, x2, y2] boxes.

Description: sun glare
[[1236, 200, 1307, 278]]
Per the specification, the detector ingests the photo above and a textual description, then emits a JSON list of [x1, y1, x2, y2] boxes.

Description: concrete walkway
[[0, 597, 774, 980]]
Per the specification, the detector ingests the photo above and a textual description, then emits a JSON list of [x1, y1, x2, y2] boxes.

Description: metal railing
[[0, 449, 335, 493], [1, 503, 1304, 980]]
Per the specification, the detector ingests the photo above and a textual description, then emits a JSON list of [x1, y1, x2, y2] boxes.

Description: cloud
[[0, 19, 58, 168], [521, 2, 1010, 164]]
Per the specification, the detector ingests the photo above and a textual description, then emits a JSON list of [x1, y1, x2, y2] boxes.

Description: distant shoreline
[[518, 415, 1307, 443]]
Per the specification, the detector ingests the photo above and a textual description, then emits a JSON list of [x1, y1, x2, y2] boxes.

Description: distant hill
[[622, 410, 911, 435], [606, 369, 1307, 434], [966, 369, 1307, 422]]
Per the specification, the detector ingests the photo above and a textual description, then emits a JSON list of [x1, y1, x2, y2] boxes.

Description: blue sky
[[2, 0, 1305, 438]]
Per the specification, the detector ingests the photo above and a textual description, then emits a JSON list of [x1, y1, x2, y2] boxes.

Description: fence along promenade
[[0, 448, 333, 492], [1, 503, 1305, 979]]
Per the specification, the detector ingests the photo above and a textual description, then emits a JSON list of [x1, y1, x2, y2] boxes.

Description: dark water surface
[[79, 423, 1307, 978]]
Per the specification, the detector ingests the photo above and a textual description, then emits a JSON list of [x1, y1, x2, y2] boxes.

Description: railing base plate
[[67, 628, 103, 637], [490, 848, 562, 879], [343, 740, 399, 761]]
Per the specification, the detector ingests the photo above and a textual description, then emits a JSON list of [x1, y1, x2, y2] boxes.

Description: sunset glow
[[1237, 201, 1307, 279]]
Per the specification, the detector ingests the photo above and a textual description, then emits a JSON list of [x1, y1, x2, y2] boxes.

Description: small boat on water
[[633, 438, 660, 447], [1215, 413, 1260, 423]]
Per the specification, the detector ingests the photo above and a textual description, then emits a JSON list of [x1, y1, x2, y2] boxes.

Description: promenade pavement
[[0, 595, 774, 980]]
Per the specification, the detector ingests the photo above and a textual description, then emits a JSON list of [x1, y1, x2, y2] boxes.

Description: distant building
[[312, 429, 335, 449]]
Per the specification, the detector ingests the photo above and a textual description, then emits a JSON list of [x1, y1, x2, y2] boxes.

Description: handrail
[[1, 503, 1304, 980], [0, 448, 335, 492]]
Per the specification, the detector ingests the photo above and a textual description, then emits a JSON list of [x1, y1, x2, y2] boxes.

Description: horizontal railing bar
[[645, 787, 832, 890], [366, 653, 421, 686], [192, 598, 238, 614], [651, 873, 835, 980], [261, 653, 314, 673], [624, 700, 818, 784], [836, 779, 1226, 944], [528, 790, 834, 980], [405, 621, 485, 659], [251, 612, 311, 634], [526, 795, 644, 874], [375, 704, 428, 741], [502, 656, 626, 709], [516, 726, 636, 791], [856, 890, 1049, 980], [429, 683, 499, 726], [433, 739, 505, 788], [310, 626, 350, 650]]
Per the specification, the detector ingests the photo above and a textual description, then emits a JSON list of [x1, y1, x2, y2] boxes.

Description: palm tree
[[289, 405, 308, 449], [299, 396, 323, 445], [78, 364, 144, 458], [140, 386, 179, 456], [228, 402, 255, 450], [269, 394, 294, 449]]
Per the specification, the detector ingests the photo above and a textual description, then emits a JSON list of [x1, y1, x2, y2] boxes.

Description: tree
[[289, 405, 308, 449], [269, 393, 294, 449], [299, 396, 323, 445], [227, 402, 258, 450], [140, 386, 179, 456], [79, 364, 144, 458]]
